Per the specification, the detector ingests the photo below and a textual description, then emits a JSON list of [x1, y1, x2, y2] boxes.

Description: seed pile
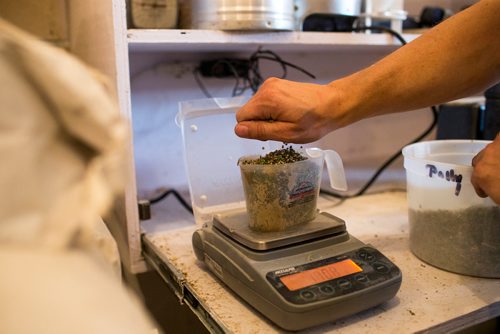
[[409, 205, 500, 277], [238, 145, 316, 231], [240, 146, 306, 165]]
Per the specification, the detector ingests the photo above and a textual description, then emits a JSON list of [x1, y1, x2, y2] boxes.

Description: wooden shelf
[[127, 29, 419, 53]]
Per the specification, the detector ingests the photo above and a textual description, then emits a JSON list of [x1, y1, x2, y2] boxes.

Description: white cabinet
[[71, 0, 428, 273], [64, 4, 500, 333]]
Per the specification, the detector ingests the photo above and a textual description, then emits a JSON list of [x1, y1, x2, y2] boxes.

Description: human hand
[[235, 77, 346, 144], [471, 134, 500, 205]]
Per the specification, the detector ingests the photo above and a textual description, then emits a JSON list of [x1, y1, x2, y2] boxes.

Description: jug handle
[[307, 148, 348, 191], [324, 149, 348, 191]]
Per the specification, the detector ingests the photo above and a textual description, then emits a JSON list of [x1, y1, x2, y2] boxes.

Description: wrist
[[324, 76, 368, 130]]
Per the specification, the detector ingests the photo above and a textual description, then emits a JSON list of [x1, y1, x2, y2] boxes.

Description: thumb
[[235, 120, 286, 142], [234, 123, 250, 138]]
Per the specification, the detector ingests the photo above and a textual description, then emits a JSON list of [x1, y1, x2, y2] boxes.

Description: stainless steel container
[[294, 0, 362, 30], [188, 0, 295, 31]]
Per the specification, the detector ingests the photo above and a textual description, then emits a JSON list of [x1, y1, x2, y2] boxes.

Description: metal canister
[[188, 0, 295, 31], [294, 0, 362, 30]]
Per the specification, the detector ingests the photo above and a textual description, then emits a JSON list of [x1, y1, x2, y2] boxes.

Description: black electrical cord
[[193, 48, 316, 98], [194, 62, 250, 98], [193, 67, 213, 99], [194, 25, 403, 97], [247, 48, 317, 93], [347, 25, 408, 45], [149, 189, 193, 214]]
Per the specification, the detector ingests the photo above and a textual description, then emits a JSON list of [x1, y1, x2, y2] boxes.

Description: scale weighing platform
[[192, 211, 402, 331]]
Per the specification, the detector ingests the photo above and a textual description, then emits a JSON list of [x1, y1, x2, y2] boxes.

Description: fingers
[[471, 150, 487, 197], [234, 77, 337, 143], [234, 123, 250, 138], [471, 149, 483, 167], [234, 120, 305, 143], [234, 121, 274, 141], [470, 138, 500, 204], [236, 98, 273, 123], [471, 175, 488, 198], [236, 78, 281, 123]]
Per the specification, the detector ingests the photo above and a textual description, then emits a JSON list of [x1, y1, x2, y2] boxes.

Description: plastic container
[[176, 97, 347, 230], [176, 97, 255, 225], [402, 140, 500, 278], [238, 148, 347, 232]]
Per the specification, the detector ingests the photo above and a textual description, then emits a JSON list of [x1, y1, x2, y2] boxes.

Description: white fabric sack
[[0, 19, 157, 334]]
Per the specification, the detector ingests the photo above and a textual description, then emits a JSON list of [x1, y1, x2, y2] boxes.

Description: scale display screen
[[280, 259, 362, 291], [266, 247, 401, 305]]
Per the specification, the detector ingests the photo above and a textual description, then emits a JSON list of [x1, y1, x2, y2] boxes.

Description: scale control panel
[[266, 246, 401, 305]]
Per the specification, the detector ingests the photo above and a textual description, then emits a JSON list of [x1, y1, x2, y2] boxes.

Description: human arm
[[235, 0, 500, 143], [471, 134, 500, 204]]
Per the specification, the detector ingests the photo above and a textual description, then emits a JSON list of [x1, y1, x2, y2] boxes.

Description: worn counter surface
[[144, 191, 500, 333]]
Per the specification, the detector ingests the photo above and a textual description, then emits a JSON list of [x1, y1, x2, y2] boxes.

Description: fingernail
[[235, 124, 249, 137]]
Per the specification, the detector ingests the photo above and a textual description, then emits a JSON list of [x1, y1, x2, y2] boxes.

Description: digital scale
[[192, 210, 402, 331], [177, 99, 402, 330]]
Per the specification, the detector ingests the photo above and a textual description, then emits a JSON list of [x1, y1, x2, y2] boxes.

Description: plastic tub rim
[[402, 139, 492, 171]]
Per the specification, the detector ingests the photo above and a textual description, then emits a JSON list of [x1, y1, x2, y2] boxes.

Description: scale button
[[357, 249, 374, 261], [373, 262, 390, 273], [356, 248, 375, 262], [337, 279, 352, 290], [354, 274, 369, 284], [300, 290, 316, 301], [320, 284, 335, 295], [357, 250, 367, 259]]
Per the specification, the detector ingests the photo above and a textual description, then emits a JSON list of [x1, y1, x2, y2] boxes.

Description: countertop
[[143, 191, 500, 333]]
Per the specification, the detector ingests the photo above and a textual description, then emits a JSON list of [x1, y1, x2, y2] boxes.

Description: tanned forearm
[[331, 0, 500, 126]]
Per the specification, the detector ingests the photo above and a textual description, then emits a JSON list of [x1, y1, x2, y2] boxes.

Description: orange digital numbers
[[280, 259, 362, 291]]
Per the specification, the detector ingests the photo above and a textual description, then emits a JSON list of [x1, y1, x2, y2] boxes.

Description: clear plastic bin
[[176, 98, 347, 231]]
